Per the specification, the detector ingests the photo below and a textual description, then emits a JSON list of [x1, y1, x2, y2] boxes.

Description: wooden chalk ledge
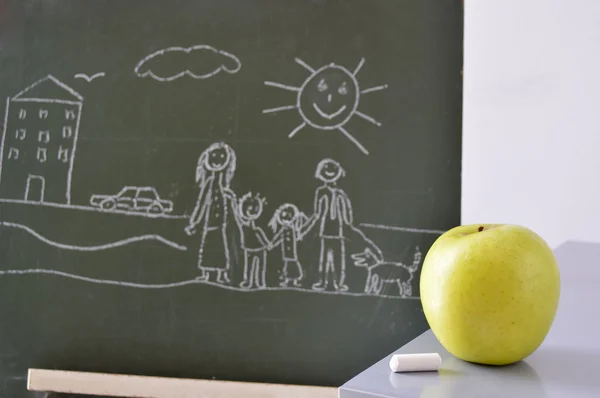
[[28, 368, 337, 398]]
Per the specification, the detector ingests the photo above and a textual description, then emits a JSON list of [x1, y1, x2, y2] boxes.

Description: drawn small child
[[235, 192, 270, 289], [268, 204, 309, 288]]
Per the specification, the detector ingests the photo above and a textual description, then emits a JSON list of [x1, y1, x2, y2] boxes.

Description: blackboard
[[0, 0, 463, 395]]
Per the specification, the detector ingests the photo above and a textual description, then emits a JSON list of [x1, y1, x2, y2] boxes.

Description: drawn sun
[[262, 58, 388, 155]]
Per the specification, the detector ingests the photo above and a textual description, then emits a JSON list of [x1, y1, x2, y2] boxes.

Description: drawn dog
[[351, 247, 422, 297]]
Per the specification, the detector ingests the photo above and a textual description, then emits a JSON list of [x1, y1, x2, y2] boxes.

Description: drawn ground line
[[0, 199, 187, 219], [0, 269, 419, 299], [360, 223, 446, 235], [0, 221, 187, 251]]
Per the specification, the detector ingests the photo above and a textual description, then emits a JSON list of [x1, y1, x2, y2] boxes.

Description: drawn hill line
[[0, 221, 187, 251], [0, 269, 419, 299]]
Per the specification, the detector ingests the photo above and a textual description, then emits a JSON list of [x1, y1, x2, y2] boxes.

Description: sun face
[[298, 64, 359, 130], [263, 58, 388, 155]]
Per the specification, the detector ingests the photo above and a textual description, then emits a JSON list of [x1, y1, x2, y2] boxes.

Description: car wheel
[[101, 199, 116, 210]]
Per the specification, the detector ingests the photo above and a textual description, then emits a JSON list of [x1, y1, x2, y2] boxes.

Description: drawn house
[[0, 75, 83, 204]]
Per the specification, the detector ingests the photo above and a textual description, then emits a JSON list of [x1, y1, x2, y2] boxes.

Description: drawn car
[[90, 186, 174, 215]]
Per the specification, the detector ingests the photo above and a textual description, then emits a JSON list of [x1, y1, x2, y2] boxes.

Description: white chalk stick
[[389, 353, 442, 373], [27, 369, 337, 398]]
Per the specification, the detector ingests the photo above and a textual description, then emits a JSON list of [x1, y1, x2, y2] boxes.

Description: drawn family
[[184, 141, 420, 296]]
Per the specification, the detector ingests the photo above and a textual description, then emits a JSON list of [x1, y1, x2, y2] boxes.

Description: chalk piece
[[389, 353, 442, 373]]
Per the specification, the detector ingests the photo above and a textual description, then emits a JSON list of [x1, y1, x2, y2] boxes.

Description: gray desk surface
[[339, 241, 600, 398]]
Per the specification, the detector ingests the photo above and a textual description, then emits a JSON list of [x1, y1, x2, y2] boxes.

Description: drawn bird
[[74, 72, 105, 82]]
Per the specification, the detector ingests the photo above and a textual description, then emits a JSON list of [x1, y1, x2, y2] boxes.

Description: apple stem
[[478, 226, 484, 232]]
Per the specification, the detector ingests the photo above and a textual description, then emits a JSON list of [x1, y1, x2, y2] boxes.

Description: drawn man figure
[[304, 159, 353, 292]]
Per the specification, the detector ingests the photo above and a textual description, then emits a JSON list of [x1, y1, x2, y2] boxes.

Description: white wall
[[462, 0, 600, 248]]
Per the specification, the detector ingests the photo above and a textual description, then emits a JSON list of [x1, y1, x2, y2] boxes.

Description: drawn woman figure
[[234, 192, 270, 289], [268, 204, 309, 288], [185, 142, 237, 284]]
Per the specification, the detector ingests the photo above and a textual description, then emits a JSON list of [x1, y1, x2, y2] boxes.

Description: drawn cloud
[[134, 45, 242, 82]]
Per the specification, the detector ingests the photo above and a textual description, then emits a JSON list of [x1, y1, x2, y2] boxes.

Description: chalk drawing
[[0, 221, 187, 251], [90, 186, 174, 215], [74, 72, 105, 82], [25, 175, 45, 202], [263, 57, 388, 155], [7, 147, 18, 160], [0, 269, 418, 299], [234, 192, 270, 289], [38, 130, 50, 144], [36, 147, 47, 162], [0, 75, 83, 205], [352, 246, 422, 297], [185, 142, 237, 284], [302, 159, 353, 292], [58, 146, 69, 163], [268, 203, 309, 288], [360, 223, 446, 235], [0, 198, 186, 219], [134, 45, 241, 82]]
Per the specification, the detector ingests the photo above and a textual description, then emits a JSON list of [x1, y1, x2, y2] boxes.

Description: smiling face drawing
[[316, 158, 344, 183], [205, 146, 230, 172], [298, 65, 359, 130], [263, 58, 388, 155], [239, 194, 264, 222]]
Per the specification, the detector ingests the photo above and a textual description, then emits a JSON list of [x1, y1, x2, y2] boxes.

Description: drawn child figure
[[185, 142, 237, 284], [268, 204, 309, 288], [235, 192, 270, 289]]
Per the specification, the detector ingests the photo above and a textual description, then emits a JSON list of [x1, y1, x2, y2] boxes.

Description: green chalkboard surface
[[0, 0, 463, 395]]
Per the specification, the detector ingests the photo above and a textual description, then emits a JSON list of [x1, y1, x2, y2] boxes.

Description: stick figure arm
[[269, 229, 284, 249], [340, 191, 353, 225], [256, 227, 271, 248], [303, 191, 327, 235]]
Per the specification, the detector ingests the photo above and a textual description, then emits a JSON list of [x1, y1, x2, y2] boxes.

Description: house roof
[[12, 75, 83, 102]]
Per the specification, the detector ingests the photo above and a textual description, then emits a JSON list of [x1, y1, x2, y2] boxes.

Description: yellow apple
[[420, 224, 560, 365]]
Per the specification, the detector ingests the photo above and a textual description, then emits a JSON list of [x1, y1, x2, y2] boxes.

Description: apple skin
[[420, 224, 560, 365]]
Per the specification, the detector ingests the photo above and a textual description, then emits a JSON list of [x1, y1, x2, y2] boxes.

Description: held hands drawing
[[181, 142, 422, 296], [0, 48, 434, 299]]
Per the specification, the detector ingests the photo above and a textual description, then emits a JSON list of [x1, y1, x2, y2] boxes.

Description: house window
[[38, 130, 50, 144], [39, 109, 48, 119], [18, 109, 26, 119], [37, 147, 47, 163], [15, 129, 26, 140], [8, 147, 19, 160], [62, 126, 73, 138], [58, 146, 69, 163], [65, 109, 76, 120]]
